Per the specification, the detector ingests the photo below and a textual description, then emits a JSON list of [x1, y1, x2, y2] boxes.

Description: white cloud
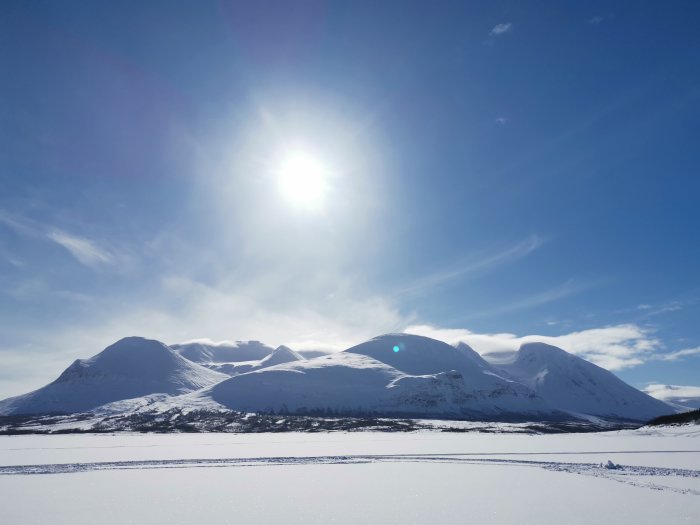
[[147, 275, 409, 351], [495, 117, 508, 124], [643, 384, 700, 408], [46, 230, 113, 268], [490, 22, 513, 36], [404, 323, 661, 370]]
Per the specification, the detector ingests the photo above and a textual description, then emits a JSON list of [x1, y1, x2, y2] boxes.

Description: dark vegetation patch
[[647, 408, 700, 427], [0, 409, 636, 435]]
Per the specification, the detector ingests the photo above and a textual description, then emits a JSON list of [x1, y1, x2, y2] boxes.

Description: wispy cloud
[[46, 230, 112, 268], [398, 235, 544, 296], [1, 254, 24, 268], [648, 302, 684, 316], [465, 278, 596, 320], [588, 14, 613, 25], [615, 299, 691, 318], [0, 213, 35, 237], [490, 22, 512, 36], [623, 300, 688, 318], [495, 117, 508, 125], [652, 346, 700, 362], [405, 323, 661, 371], [0, 212, 113, 269]]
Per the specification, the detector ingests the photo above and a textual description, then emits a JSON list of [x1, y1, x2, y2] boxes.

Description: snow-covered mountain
[[171, 340, 274, 363], [0, 334, 675, 422], [491, 342, 671, 421], [259, 345, 304, 367], [0, 337, 227, 415], [204, 345, 304, 376], [208, 334, 557, 419]]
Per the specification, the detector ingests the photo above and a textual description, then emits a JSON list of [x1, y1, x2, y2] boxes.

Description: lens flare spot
[[393, 345, 400, 353]]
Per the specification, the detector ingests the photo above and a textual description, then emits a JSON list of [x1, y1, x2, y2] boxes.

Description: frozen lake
[[1, 426, 699, 524]]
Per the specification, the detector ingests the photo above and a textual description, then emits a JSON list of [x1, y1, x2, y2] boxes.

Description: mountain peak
[[344, 333, 469, 375], [0, 337, 226, 415], [93, 337, 179, 369], [519, 342, 569, 357], [498, 341, 672, 420], [259, 345, 304, 367]]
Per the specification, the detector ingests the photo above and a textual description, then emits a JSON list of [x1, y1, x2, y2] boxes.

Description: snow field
[[1, 427, 699, 524]]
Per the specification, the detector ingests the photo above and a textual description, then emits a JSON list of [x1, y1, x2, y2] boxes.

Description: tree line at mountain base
[[0, 408, 639, 435]]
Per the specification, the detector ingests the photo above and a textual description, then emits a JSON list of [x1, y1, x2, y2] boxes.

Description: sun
[[277, 151, 329, 208]]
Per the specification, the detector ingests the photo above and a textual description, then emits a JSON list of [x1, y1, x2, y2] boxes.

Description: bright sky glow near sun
[[0, 1, 699, 400], [277, 151, 330, 209]]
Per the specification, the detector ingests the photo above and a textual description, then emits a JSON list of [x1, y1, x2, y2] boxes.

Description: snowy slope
[[209, 352, 403, 414], [345, 334, 547, 410], [346, 334, 510, 384], [0, 337, 227, 415], [492, 342, 673, 421], [260, 345, 304, 367], [207, 334, 555, 418], [206, 345, 304, 376], [172, 340, 274, 363]]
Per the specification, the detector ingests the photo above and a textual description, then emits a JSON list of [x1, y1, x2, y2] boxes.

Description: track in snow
[[1, 454, 699, 495]]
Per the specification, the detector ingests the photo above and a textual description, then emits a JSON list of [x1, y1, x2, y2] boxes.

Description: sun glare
[[277, 152, 329, 208]]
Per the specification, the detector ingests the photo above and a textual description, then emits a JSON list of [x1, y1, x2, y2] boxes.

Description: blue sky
[[1, 1, 699, 399]]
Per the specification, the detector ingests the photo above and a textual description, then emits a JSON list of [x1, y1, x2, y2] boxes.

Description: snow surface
[[0, 426, 698, 524]]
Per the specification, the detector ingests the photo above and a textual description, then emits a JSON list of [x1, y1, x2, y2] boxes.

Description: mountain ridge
[[0, 334, 675, 422]]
